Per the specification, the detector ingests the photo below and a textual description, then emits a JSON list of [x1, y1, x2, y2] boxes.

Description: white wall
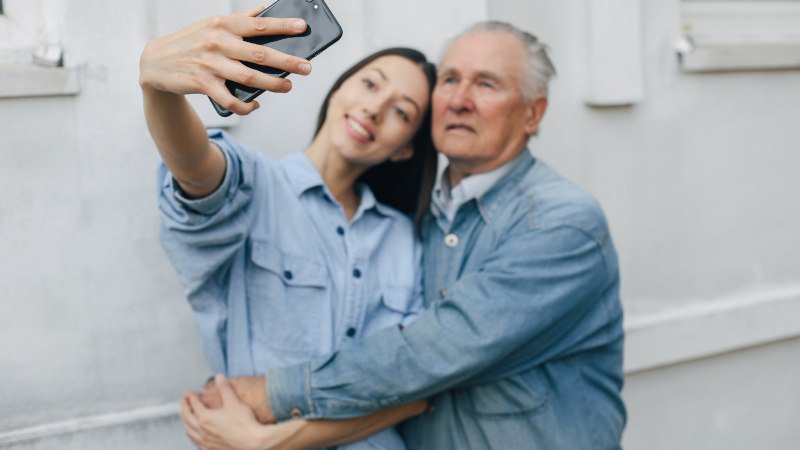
[[488, 0, 800, 307], [0, 0, 486, 447], [2, 0, 799, 447], [487, 0, 800, 448]]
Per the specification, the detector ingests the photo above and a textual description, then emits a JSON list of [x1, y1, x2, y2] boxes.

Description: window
[[0, 0, 79, 98], [678, 0, 800, 71]]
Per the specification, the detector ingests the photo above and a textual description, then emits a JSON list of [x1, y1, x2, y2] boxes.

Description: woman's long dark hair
[[314, 48, 437, 230]]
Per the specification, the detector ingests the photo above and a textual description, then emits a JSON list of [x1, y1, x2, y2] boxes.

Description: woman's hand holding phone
[[139, 7, 312, 116]]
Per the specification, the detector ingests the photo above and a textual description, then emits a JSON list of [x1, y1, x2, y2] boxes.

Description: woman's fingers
[[181, 395, 207, 448], [218, 39, 311, 76], [213, 56, 294, 94], [209, 14, 306, 38], [214, 374, 241, 406], [207, 82, 259, 116]]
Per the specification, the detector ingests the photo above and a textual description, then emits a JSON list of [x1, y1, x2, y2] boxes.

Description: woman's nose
[[362, 106, 379, 123]]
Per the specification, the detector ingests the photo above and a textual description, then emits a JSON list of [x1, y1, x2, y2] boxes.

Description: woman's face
[[323, 55, 430, 167]]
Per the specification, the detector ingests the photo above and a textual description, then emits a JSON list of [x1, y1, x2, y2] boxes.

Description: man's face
[[432, 31, 544, 178]]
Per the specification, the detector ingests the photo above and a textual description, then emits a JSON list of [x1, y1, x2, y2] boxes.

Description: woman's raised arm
[[139, 7, 312, 197]]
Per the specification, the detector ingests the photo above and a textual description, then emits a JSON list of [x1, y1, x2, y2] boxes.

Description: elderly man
[[200, 21, 625, 449]]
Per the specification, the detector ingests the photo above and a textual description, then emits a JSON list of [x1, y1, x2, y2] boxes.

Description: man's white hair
[[444, 21, 557, 101]]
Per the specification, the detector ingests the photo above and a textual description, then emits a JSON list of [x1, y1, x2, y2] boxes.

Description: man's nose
[[448, 82, 474, 112]]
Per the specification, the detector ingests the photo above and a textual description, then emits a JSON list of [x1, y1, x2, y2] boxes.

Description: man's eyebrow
[[437, 68, 504, 84], [475, 70, 503, 83], [438, 67, 458, 77]]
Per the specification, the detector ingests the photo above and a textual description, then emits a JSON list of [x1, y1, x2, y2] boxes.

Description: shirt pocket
[[361, 284, 414, 336], [246, 239, 330, 361], [456, 370, 549, 419]]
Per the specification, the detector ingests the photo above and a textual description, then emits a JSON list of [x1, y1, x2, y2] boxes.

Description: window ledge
[[0, 64, 81, 98], [679, 1, 800, 72], [624, 283, 800, 373]]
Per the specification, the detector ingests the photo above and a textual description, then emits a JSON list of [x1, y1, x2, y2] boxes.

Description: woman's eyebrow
[[370, 67, 388, 81], [401, 96, 421, 115], [369, 67, 421, 115]]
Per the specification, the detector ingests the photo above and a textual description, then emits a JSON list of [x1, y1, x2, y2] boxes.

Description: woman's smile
[[344, 113, 376, 143]]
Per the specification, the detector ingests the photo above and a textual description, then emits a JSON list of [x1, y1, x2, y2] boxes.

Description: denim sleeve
[[267, 224, 615, 420], [400, 238, 425, 327], [157, 129, 255, 296]]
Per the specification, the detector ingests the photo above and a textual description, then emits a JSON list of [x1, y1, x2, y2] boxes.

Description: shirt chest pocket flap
[[249, 239, 327, 288], [247, 239, 329, 356]]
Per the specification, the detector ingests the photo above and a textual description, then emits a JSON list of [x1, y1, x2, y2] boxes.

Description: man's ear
[[389, 145, 414, 162], [524, 97, 549, 136]]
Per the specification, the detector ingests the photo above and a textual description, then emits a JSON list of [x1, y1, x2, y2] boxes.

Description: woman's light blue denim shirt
[[158, 129, 423, 450], [267, 150, 626, 449]]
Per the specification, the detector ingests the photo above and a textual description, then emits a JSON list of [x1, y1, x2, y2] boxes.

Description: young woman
[[140, 8, 435, 450]]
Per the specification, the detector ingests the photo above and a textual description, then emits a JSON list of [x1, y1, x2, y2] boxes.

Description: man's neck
[[447, 148, 526, 188]]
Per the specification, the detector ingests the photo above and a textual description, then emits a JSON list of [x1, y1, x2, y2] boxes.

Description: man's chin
[[434, 138, 477, 158]]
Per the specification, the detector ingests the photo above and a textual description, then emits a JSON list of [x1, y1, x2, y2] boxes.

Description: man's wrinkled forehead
[[439, 30, 524, 81]]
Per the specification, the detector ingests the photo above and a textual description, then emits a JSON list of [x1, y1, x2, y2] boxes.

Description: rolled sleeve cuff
[[170, 145, 233, 215], [267, 363, 316, 421]]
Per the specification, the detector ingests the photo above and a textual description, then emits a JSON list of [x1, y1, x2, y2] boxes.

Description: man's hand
[[200, 375, 275, 424]]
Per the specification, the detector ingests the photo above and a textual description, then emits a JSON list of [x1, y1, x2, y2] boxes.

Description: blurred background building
[[1, 0, 798, 448]]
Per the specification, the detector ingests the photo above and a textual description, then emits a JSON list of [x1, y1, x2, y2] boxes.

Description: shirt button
[[283, 270, 293, 280], [444, 233, 459, 248], [352, 268, 362, 278], [439, 288, 448, 299], [336, 226, 345, 236], [346, 327, 356, 337], [290, 407, 303, 418]]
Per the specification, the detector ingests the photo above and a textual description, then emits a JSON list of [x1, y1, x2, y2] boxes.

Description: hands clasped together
[[180, 374, 298, 450]]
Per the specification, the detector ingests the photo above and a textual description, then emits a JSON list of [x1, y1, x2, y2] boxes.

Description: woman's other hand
[[139, 7, 313, 116], [181, 375, 303, 450]]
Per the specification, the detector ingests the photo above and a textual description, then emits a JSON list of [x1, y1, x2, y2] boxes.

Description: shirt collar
[[477, 150, 536, 222], [432, 153, 521, 222], [283, 153, 389, 218], [283, 153, 326, 197]]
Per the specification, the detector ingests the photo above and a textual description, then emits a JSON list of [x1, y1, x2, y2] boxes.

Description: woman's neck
[[305, 133, 365, 221]]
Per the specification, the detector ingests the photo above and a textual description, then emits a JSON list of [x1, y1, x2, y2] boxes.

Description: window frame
[[678, 1, 800, 72]]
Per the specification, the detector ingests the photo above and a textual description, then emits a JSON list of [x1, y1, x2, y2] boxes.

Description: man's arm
[[220, 223, 619, 421], [187, 375, 427, 450]]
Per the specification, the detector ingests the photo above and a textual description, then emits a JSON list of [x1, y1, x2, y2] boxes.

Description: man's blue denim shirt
[[267, 150, 626, 449]]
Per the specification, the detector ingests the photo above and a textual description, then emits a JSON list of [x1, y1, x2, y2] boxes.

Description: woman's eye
[[394, 107, 410, 122], [362, 78, 376, 89]]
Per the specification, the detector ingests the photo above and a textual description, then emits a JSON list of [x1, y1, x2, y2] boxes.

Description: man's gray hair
[[446, 21, 557, 101]]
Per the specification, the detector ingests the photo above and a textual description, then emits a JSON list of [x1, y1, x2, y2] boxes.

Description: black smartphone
[[210, 0, 343, 117]]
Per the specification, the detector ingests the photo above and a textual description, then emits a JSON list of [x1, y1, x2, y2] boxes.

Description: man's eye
[[479, 81, 494, 89], [442, 76, 458, 85]]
